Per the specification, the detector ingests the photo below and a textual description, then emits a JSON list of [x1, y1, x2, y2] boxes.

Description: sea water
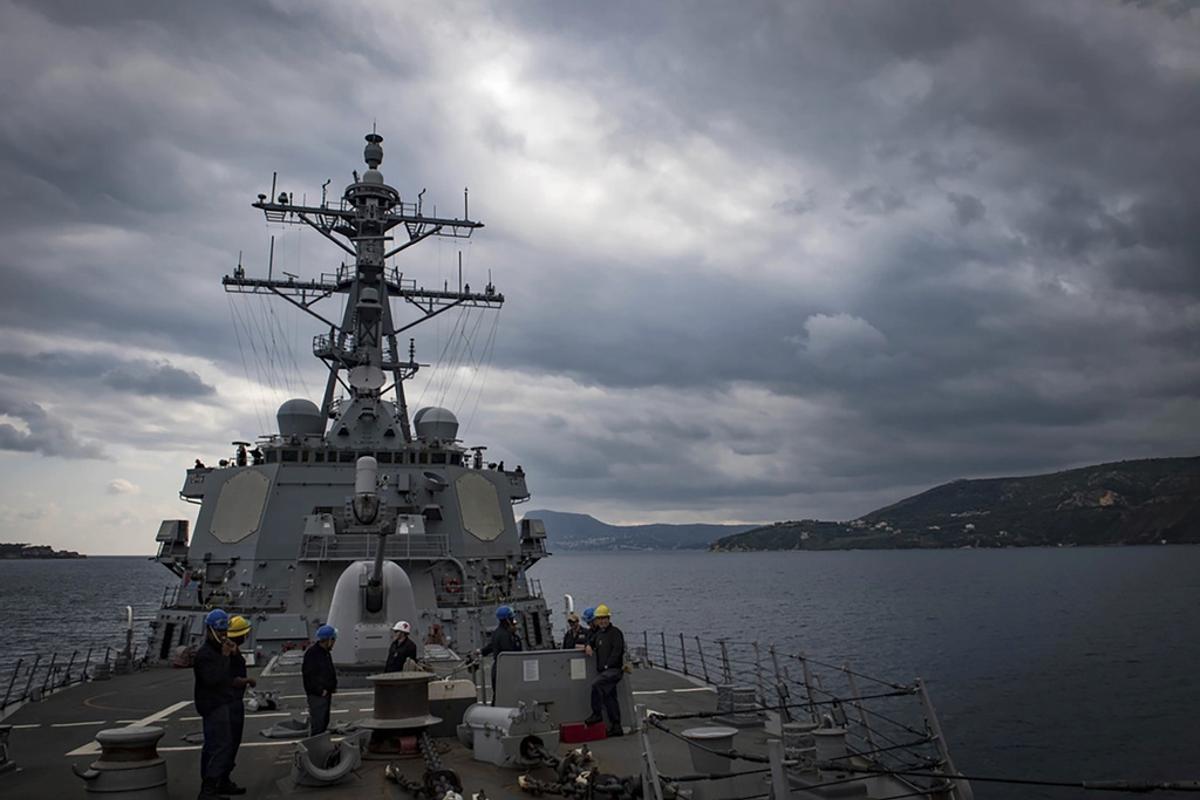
[[2, 546, 1197, 798]]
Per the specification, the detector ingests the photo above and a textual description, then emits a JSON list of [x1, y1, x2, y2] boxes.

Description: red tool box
[[559, 721, 608, 743]]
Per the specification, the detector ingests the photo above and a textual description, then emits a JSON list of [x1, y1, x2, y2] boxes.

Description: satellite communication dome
[[362, 168, 384, 185], [277, 398, 324, 437], [413, 407, 459, 443]]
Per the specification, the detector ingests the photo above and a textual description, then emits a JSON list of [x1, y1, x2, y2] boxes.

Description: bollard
[[680, 726, 738, 774], [717, 685, 762, 728], [72, 726, 167, 799], [782, 720, 820, 775]]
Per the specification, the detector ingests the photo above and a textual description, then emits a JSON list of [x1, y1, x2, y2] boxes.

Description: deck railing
[[0, 644, 147, 716], [632, 630, 969, 800], [298, 532, 449, 561]]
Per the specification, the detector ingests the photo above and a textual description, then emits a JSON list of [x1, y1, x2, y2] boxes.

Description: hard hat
[[392, 620, 412, 634], [567, 612, 580, 623], [496, 605, 515, 621], [315, 624, 338, 641], [204, 609, 230, 631], [594, 604, 611, 618], [227, 615, 251, 638], [581, 607, 595, 623]]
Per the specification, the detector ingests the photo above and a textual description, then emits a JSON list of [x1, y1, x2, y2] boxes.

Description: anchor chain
[[517, 744, 643, 799], [385, 731, 464, 800]]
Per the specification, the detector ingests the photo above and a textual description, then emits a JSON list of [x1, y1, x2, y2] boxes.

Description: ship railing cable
[[647, 715, 946, 797], [647, 715, 1200, 796], [634, 629, 951, 779], [647, 690, 917, 721], [823, 763, 1200, 794], [0, 643, 148, 713]]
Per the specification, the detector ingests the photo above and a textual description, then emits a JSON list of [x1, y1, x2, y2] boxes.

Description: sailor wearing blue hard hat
[[302, 625, 338, 735], [193, 608, 251, 799], [580, 606, 598, 648], [480, 605, 523, 704]]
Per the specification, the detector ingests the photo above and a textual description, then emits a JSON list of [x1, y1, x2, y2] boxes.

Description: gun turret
[[352, 456, 388, 613]]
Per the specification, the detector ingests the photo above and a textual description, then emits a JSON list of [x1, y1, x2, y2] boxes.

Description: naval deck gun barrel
[[352, 457, 388, 613]]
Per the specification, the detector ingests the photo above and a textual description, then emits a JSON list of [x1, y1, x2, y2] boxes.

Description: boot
[[196, 778, 228, 800], [218, 777, 247, 796], [606, 724, 623, 737], [583, 715, 602, 725]]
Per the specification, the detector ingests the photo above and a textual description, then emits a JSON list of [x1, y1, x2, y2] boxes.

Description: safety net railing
[[0, 643, 148, 715], [631, 630, 965, 799]]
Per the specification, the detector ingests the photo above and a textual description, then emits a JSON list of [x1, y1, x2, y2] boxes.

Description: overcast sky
[[1, 0, 1198, 554]]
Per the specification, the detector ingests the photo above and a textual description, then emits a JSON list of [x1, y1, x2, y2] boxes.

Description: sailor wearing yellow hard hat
[[193, 610, 255, 799], [222, 615, 255, 796], [583, 604, 625, 736]]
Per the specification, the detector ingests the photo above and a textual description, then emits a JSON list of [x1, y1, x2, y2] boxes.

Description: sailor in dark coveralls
[[385, 620, 418, 671], [480, 604, 523, 703], [221, 615, 255, 795], [583, 603, 625, 736], [192, 609, 236, 800], [561, 612, 587, 649], [302, 625, 338, 735]]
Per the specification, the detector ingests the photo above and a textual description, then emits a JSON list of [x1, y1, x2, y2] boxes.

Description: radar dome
[[413, 407, 459, 443], [277, 398, 324, 437], [362, 168, 384, 185]]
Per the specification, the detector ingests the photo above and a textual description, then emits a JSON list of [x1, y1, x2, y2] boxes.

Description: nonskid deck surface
[[4, 664, 745, 799]]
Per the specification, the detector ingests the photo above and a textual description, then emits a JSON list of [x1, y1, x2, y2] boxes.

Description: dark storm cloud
[[844, 186, 907, 216], [0, 0, 1197, 524], [0, 351, 215, 399], [100, 360, 215, 398], [0, 393, 107, 458], [947, 193, 985, 226]]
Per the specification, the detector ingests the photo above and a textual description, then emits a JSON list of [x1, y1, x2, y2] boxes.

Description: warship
[[0, 133, 975, 800]]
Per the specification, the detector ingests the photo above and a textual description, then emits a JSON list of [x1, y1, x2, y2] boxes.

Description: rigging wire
[[226, 295, 269, 435], [232, 296, 277, 424], [437, 306, 486, 411], [460, 308, 501, 438]]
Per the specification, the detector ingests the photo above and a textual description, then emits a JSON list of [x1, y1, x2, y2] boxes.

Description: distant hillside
[[523, 510, 756, 550], [711, 456, 1200, 551], [0, 542, 85, 559]]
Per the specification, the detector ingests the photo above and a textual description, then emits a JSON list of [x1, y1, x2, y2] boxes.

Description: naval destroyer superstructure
[[0, 133, 977, 800], [149, 132, 552, 665]]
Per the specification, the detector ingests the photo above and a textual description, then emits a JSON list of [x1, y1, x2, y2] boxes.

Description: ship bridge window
[[338, 451, 355, 463], [314, 452, 325, 463], [265, 450, 278, 464], [431, 452, 446, 465], [376, 452, 394, 464], [282, 450, 298, 463], [450, 453, 463, 466], [418, 452, 429, 465]]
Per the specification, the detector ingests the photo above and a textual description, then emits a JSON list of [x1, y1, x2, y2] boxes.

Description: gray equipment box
[[493, 650, 634, 729]]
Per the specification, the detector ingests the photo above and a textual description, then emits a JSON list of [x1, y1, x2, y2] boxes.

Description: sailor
[[385, 620, 418, 671], [562, 612, 587, 649], [584, 604, 625, 736], [581, 606, 597, 645], [221, 615, 255, 796], [302, 625, 338, 735], [480, 605, 523, 703], [193, 609, 236, 800]]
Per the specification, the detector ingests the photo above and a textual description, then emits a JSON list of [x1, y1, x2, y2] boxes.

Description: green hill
[[523, 510, 755, 550], [710, 456, 1200, 551]]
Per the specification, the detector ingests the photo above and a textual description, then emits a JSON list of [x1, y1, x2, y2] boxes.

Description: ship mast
[[223, 133, 503, 442]]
